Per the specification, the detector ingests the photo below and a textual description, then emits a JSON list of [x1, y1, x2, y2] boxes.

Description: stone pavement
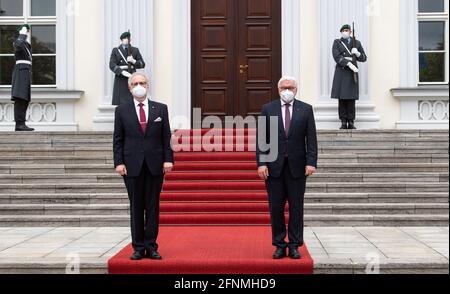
[[0, 227, 447, 274]]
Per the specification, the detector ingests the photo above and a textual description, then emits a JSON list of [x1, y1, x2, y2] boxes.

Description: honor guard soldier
[[331, 24, 367, 130], [110, 31, 146, 106], [11, 24, 34, 132]]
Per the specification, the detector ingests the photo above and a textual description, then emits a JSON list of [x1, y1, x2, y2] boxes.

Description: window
[[418, 0, 449, 84], [0, 0, 56, 87]]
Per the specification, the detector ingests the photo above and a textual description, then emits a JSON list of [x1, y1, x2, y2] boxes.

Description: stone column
[[93, 0, 154, 131], [282, 0, 301, 81]]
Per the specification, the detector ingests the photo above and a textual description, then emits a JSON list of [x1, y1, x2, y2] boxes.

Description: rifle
[[351, 22, 359, 84], [127, 29, 133, 72]]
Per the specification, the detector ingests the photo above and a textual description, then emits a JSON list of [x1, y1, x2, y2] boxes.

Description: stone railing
[[391, 86, 449, 130], [418, 100, 449, 122], [0, 89, 83, 131]]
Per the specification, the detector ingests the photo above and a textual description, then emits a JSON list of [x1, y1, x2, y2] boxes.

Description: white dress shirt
[[281, 99, 294, 130], [134, 99, 149, 123]]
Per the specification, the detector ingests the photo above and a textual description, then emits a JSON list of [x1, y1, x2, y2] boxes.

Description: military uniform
[[11, 25, 34, 132], [109, 32, 145, 106], [331, 25, 367, 129]]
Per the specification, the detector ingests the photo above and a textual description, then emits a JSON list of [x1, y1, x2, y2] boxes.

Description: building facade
[[0, 0, 448, 131]]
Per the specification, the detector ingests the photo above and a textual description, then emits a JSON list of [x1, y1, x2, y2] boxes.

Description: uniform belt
[[16, 60, 32, 65]]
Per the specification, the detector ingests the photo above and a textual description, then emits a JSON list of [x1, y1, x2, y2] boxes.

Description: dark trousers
[[338, 99, 356, 122], [14, 99, 29, 125], [266, 159, 307, 250], [123, 163, 164, 254]]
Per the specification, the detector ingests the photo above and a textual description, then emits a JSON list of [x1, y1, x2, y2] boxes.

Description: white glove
[[19, 27, 29, 35], [121, 71, 132, 78], [347, 62, 359, 73], [351, 48, 361, 58], [127, 56, 136, 65]]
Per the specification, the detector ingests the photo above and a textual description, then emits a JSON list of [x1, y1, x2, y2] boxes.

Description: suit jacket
[[257, 99, 318, 179], [113, 100, 174, 177]]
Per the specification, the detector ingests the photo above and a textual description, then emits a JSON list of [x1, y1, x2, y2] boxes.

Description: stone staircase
[[0, 130, 448, 227]]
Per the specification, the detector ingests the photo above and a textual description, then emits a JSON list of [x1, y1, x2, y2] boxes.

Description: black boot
[[340, 120, 348, 130], [15, 124, 35, 132], [348, 121, 357, 130]]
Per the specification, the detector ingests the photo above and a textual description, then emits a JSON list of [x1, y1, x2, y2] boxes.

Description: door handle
[[239, 65, 248, 74]]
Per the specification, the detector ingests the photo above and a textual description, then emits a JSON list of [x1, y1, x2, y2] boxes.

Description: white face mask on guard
[[280, 90, 295, 104], [341, 32, 351, 39], [132, 85, 147, 98], [122, 39, 129, 46]]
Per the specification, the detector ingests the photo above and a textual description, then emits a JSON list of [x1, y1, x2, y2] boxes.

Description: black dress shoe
[[272, 248, 287, 260], [340, 121, 348, 130], [289, 248, 302, 260], [130, 251, 144, 261], [146, 251, 163, 260], [348, 121, 357, 130], [15, 124, 35, 132]]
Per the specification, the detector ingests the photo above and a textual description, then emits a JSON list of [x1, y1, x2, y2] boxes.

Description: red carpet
[[108, 129, 314, 274], [108, 227, 314, 274]]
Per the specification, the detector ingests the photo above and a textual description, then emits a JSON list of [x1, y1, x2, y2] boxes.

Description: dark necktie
[[138, 103, 147, 133], [285, 103, 292, 137]]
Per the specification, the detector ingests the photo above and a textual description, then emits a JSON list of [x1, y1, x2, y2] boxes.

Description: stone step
[[0, 172, 447, 184], [0, 260, 447, 275], [0, 214, 447, 227], [0, 203, 447, 216], [0, 163, 448, 175], [0, 192, 447, 205], [0, 154, 447, 164], [0, 132, 449, 146], [0, 146, 447, 156], [0, 156, 113, 165], [0, 261, 109, 275], [0, 131, 113, 139], [0, 136, 447, 147], [0, 147, 113, 157], [0, 139, 447, 148], [0, 130, 447, 139], [0, 131, 446, 229], [0, 182, 447, 194], [319, 146, 448, 155], [171, 137, 449, 146]]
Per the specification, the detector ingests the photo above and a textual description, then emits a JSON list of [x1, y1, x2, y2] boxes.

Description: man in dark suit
[[113, 72, 173, 261], [257, 76, 318, 260]]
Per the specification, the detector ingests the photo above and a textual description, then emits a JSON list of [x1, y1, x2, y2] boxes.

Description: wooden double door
[[192, 0, 282, 121]]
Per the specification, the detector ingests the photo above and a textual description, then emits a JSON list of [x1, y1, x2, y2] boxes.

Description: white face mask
[[341, 32, 351, 39], [281, 90, 295, 103], [132, 85, 147, 98], [122, 39, 129, 46], [26, 33, 31, 44]]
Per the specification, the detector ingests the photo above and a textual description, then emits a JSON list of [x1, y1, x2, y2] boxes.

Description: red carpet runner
[[108, 130, 314, 274]]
